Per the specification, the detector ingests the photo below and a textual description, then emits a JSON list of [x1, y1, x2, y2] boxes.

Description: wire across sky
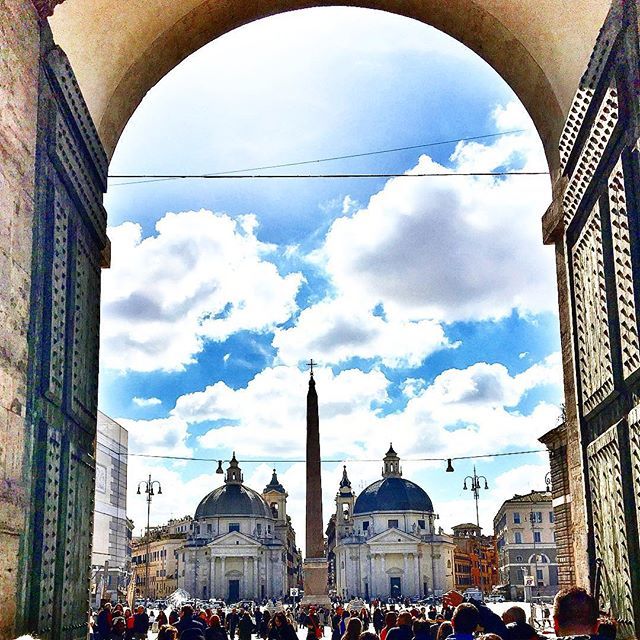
[[108, 129, 548, 186]]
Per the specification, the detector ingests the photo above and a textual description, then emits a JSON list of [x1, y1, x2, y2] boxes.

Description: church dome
[[353, 444, 434, 514], [195, 483, 273, 519], [195, 452, 274, 519], [353, 476, 434, 514]]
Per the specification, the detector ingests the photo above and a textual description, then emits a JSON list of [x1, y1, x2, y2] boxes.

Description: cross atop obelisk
[[301, 359, 330, 606]]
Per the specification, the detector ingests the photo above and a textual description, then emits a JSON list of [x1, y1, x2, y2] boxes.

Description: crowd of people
[[78, 587, 615, 640]]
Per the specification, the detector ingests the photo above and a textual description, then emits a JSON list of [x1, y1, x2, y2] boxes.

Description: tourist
[[109, 616, 127, 639], [132, 606, 150, 640], [97, 603, 114, 639], [342, 617, 363, 640], [448, 604, 480, 640], [158, 626, 179, 640], [553, 588, 600, 638], [238, 611, 255, 640], [413, 619, 431, 640], [124, 608, 135, 640], [176, 605, 207, 637], [269, 611, 298, 640], [206, 615, 229, 640], [443, 591, 507, 638], [360, 608, 371, 631], [360, 632, 380, 640], [386, 612, 413, 640], [502, 606, 538, 640], [373, 608, 384, 634], [259, 611, 271, 639], [227, 609, 240, 639], [435, 621, 452, 640], [380, 612, 397, 640], [307, 607, 323, 640], [157, 610, 169, 627]]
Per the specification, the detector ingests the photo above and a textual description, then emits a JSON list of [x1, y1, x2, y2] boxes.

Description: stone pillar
[[302, 368, 330, 606], [414, 554, 420, 595], [0, 1, 40, 637], [253, 557, 258, 598], [221, 557, 226, 599], [380, 555, 386, 596], [403, 554, 408, 596], [242, 557, 248, 598]]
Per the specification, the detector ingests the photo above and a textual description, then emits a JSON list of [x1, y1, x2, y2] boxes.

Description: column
[[253, 557, 258, 599], [221, 557, 226, 599], [414, 553, 420, 595], [380, 554, 386, 596], [242, 557, 248, 598], [209, 556, 213, 598], [265, 552, 270, 598], [403, 554, 408, 595]]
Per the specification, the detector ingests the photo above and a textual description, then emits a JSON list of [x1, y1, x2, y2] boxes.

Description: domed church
[[331, 445, 455, 600], [177, 454, 300, 602]]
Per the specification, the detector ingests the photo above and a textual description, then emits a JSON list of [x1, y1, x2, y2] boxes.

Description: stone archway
[[2, 0, 639, 638], [46, 0, 610, 170]]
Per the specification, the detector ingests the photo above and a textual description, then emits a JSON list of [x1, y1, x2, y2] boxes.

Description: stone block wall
[[0, 0, 40, 636]]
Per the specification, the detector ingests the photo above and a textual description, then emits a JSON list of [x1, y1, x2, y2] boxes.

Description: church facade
[[177, 455, 300, 601], [331, 446, 455, 600]]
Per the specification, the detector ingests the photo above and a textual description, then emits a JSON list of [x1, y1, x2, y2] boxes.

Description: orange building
[[452, 523, 499, 594]]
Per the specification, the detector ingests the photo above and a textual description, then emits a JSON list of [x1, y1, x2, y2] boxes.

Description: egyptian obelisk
[[301, 360, 330, 606]]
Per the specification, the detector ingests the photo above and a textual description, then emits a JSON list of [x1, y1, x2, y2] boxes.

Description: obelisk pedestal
[[301, 363, 331, 607]]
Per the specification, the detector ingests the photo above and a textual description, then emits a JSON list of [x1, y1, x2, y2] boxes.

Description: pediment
[[211, 530, 261, 547], [368, 528, 419, 545]]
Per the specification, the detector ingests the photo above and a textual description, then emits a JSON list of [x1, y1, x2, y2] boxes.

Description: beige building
[[331, 447, 455, 600], [177, 455, 301, 601], [493, 490, 558, 599], [132, 534, 184, 600], [92, 412, 130, 602]]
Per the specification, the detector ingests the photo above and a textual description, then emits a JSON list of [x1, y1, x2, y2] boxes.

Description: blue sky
[[100, 8, 562, 547]]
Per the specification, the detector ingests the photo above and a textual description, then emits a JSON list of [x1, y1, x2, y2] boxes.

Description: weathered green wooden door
[[561, 1, 640, 636], [19, 24, 108, 639]]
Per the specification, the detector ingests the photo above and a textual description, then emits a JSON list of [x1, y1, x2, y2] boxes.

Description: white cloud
[[132, 396, 162, 407], [312, 102, 554, 323], [171, 352, 561, 467], [273, 297, 454, 367], [126, 460, 224, 533], [116, 415, 193, 459], [173, 365, 391, 459], [101, 210, 303, 372]]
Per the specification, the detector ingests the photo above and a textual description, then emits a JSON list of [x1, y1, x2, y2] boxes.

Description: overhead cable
[[107, 129, 543, 186]]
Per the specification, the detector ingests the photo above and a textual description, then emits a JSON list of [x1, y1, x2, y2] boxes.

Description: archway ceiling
[[49, 0, 610, 170]]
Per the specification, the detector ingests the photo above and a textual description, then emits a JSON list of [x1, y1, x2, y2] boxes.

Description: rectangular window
[[536, 569, 543, 581], [257, 523, 262, 536], [418, 519, 426, 529], [532, 511, 543, 523], [534, 531, 541, 543], [362, 521, 369, 531], [513, 512, 521, 524], [515, 532, 522, 544], [549, 511, 555, 523], [229, 523, 240, 532], [388, 519, 399, 529]]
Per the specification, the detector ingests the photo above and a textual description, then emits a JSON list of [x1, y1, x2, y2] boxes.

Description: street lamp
[[545, 471, 552, 493], [463, 466, 489, 528], [529, 511, 540, 597], [137, 475, 162, 602]]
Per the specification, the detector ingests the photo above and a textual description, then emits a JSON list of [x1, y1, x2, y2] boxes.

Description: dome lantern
[[225, 451, 243, 485], [382, 442, 402, 478]]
